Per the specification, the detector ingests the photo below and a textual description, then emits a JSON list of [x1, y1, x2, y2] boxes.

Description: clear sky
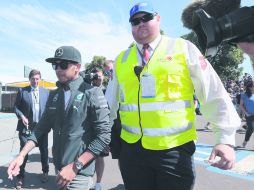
[[0, 0, 253, 82]]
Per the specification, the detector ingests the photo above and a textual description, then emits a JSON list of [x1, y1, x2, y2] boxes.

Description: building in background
[[0, 75, 56, 112]]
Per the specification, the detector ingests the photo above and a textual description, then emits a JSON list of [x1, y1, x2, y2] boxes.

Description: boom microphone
[[182, 0, 205, 30]]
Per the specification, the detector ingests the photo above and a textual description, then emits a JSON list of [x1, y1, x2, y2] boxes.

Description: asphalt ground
[[0, 112, 253, 190]]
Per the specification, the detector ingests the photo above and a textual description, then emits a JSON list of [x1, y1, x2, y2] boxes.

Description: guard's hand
[[209, 144, 235, 170], [7, 155, 25, 180], [56, 163, 77, 189]]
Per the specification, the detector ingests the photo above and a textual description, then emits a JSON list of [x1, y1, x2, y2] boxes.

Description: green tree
[[84, 56, 106, 72], [160, 29, 165, 35], [182, 32, 244, 83], [181, 32, 200, 50], [211, 43, 243, 82]]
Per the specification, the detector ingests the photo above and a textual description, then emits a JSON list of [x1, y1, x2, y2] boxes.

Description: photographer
[[91, 67, 106, 93]]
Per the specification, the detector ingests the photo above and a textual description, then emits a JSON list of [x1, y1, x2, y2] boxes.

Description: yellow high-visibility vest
[[115, 36, 197, 150]]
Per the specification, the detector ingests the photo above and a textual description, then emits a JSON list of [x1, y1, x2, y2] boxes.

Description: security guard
[[105, 2, 241, 190], [8, 46, 111, 190]]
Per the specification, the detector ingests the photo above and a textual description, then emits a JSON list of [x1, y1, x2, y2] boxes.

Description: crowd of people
[[224, 74, 254, 149], [195, 73, 254, 142], [225, 73, 253, 116], [6, 1, 254, 190]]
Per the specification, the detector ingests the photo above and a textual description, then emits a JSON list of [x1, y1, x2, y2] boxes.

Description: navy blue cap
[[129, 2, 155, 21]]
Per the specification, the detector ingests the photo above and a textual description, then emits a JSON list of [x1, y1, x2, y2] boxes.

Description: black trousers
[[119, 140, 196, 190], [109, 111, 122, 159], [244, 115, 254, 142], [17, 131, 49, 178]]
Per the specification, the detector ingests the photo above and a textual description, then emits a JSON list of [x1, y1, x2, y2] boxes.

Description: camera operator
[[90, 67, 105, 91]]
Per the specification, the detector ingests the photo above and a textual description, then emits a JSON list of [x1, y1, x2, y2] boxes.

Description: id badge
[[141, 73, 156, 98]]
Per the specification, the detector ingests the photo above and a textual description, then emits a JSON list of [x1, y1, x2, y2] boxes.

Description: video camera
[[80, 71, 99, 84], [192, 6, 254, 56]]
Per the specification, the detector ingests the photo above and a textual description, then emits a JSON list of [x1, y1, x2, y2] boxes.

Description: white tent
[[0, 75, 27, 86]]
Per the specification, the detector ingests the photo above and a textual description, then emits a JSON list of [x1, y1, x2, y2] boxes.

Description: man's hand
[[21, 115, 29, 126], [7, 155, 25, 180], [56, 162, 78, 189], [208, 144, 235, 170]]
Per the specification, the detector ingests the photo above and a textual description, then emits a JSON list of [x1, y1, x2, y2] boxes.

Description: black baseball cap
[[46, 46, 81, 64]]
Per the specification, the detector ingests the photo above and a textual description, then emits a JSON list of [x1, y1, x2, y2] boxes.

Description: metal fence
[[1, 92, 18, 112]]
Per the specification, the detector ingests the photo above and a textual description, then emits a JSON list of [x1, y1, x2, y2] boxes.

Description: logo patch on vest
[[199, 56, 207, 70], [157, 55, 173, 62], [76, 93, 84, 100], [53, 94, 58, 102]]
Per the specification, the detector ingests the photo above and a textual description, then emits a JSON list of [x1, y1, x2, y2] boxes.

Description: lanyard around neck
[[137, 47, 149, 66]]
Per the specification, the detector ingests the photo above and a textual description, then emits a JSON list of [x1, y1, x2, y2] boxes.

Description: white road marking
[[230, 155, 254, 176]]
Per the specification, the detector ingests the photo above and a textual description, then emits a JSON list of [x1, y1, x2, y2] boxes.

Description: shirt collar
[[136, 34, 162, 51], [31, 86, 39, 91], [56, 75, 83, 91]]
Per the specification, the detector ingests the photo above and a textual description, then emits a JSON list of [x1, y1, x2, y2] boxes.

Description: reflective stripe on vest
[[122, 122, 193, 136], [121, 48, 131, 63], [120, 100, 191, 112]]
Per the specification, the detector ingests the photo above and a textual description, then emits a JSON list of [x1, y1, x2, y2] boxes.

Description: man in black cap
[[8, 46, 111, 190]]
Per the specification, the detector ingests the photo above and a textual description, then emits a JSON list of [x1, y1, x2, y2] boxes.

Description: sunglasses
[[52, 61, 76, 70], [104, 69, 113, 76], [130, 13, 156, 26]]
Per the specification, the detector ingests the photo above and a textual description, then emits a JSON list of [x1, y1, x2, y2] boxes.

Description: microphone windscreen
[[182, 0, 241, 30], [182, 1, 205, 30]]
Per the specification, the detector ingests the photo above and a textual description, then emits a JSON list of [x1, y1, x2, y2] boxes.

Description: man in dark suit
[[14, 69, 49, 189]]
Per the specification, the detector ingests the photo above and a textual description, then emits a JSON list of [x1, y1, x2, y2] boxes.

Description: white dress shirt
[[105, 36, 241, 146], [31, 86, 40, 122]]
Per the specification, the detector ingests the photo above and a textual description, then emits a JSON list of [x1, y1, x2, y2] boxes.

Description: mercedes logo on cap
[[55, 48, 64, 57]]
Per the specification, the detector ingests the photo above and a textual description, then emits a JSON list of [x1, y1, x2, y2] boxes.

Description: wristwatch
[[74, 159, 84, 171]]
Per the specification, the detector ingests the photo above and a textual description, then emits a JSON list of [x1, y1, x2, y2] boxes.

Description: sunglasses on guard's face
[[130, 13, 156, 26], [52, 61, 76, 70]]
